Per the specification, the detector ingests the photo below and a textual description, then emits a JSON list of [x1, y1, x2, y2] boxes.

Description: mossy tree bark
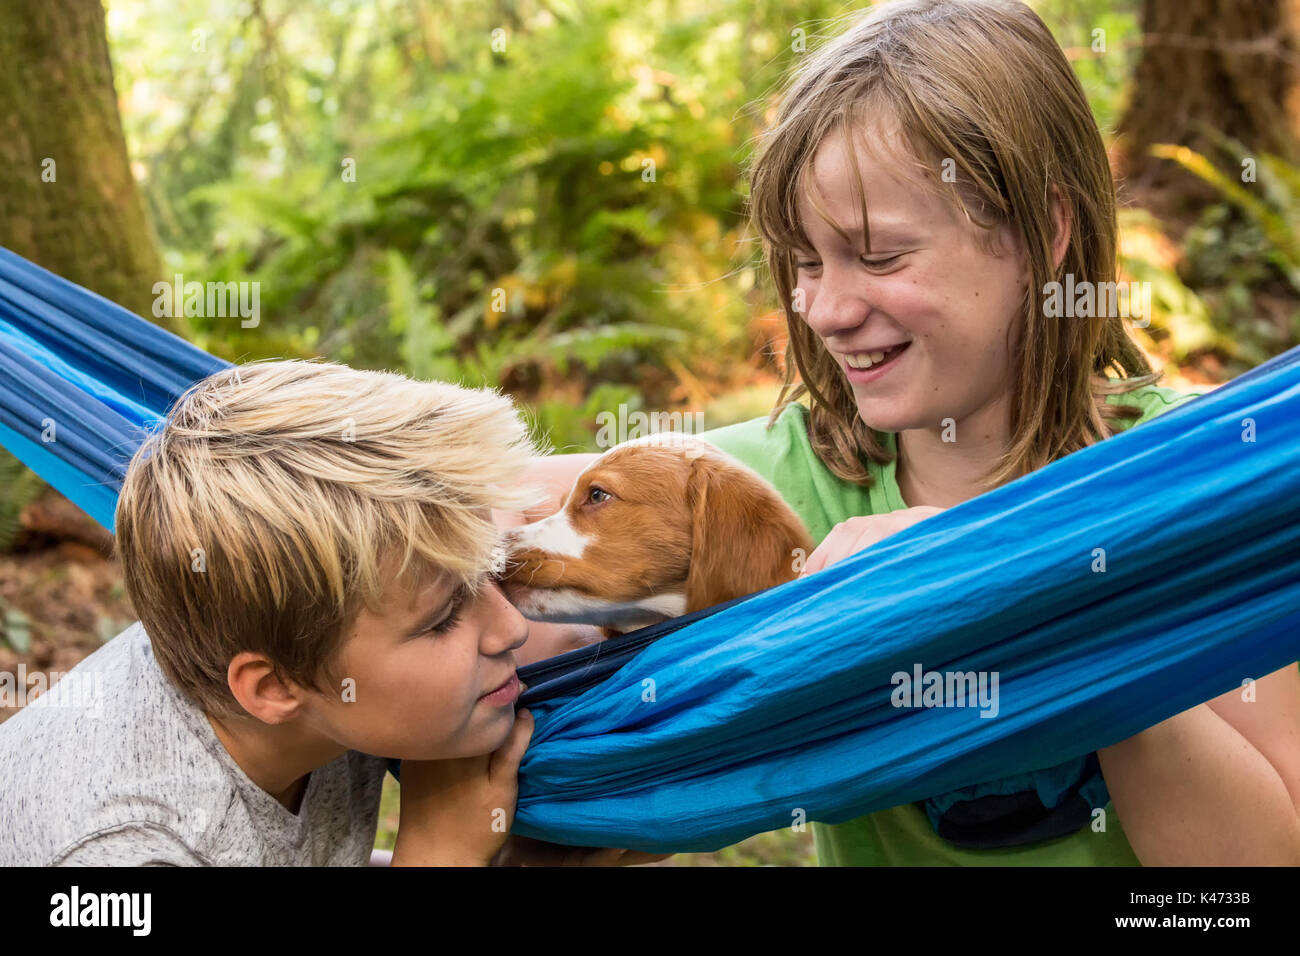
[[0, 0, 178, 329]]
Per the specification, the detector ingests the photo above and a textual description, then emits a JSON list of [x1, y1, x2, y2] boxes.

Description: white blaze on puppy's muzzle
[[505, 509, 591, 558]]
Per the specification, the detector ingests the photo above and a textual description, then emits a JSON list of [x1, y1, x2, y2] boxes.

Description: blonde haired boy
[[0, 360, 645, 866]]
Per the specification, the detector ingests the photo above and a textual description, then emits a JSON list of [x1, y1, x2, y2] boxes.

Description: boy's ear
[[1050, 184, 1072, 272], [226, 651, 303, 724]]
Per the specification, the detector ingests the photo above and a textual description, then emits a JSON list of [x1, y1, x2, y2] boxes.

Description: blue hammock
[[3, 245, 1298, 854], [0, 248, 229, 531]]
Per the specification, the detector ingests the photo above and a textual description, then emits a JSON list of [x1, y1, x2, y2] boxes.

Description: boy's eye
[[428, 608, 463, 635], [427, 586, 469, 635], [795, 260, 821, 273]]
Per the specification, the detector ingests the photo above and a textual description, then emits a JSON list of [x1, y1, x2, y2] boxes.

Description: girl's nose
[[804, 270, 869, 339]]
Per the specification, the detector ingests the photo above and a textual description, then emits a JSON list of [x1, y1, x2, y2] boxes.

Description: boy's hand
[[391, 709, 534, 866], [798, 506, 945, 578], [492, 833, 673, 867]]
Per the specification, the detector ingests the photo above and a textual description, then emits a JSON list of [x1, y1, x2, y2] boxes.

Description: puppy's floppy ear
[[683, 449, 814, 614]]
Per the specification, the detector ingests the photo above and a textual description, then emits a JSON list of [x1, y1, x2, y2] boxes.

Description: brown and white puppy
[[498, 433, 812, 635]]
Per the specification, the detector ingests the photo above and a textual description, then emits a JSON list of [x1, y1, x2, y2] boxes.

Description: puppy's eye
[[587, 486, 611, 504]]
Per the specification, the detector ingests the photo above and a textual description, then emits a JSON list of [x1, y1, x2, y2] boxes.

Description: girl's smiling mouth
[[841, 341, 911, 383]]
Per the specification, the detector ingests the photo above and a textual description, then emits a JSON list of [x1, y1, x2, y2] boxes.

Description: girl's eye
[[588, 486, 611, 504], [795, 256, 904, 272]]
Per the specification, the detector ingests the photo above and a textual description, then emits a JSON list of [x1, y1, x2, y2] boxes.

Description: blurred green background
[[96, 0, 1298, 452]]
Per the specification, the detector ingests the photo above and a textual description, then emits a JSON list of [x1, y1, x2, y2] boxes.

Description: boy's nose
[[485, 577, 530, 653]]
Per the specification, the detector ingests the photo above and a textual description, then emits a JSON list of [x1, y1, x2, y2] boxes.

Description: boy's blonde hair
[[749, 0, 1158, 490], [115, 360, 549, 718]]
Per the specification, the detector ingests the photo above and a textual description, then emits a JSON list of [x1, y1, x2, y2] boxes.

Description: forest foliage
[[102, 0, 1300, 454]]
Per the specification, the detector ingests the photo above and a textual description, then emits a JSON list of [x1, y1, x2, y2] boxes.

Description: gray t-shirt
[[0, 622, 389, 866]]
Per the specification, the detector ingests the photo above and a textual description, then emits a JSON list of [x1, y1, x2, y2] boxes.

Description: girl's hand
[[391, 709, 535, 866], [798, 506, 946, 578]]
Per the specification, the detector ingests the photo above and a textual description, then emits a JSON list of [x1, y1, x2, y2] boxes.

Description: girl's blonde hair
[[749, 0, 1158, 490], [115, 360, 550, 718]]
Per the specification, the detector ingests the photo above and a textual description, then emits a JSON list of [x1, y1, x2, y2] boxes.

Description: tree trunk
[[1115, 0, 1300, 211], [0, 0, 175, 327], [0, 0, 183, 554]]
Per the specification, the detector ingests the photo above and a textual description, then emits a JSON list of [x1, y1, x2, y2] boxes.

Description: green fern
[[1150, 140, 1300, 292], [516, 323, 687, 377], [385, 249, 462, 383]]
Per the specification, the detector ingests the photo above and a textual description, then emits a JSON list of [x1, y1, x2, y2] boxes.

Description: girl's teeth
[[846, 349, 889, 369]]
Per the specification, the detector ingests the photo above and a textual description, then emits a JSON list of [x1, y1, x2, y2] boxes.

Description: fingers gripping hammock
[[3, 246, 1298, 854]]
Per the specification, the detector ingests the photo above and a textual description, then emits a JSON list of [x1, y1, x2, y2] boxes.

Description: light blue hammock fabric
[[2, 245, 1298, 853]]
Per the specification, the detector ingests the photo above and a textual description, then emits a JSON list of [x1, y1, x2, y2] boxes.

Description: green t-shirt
[[694, 383, 1202, 866]]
